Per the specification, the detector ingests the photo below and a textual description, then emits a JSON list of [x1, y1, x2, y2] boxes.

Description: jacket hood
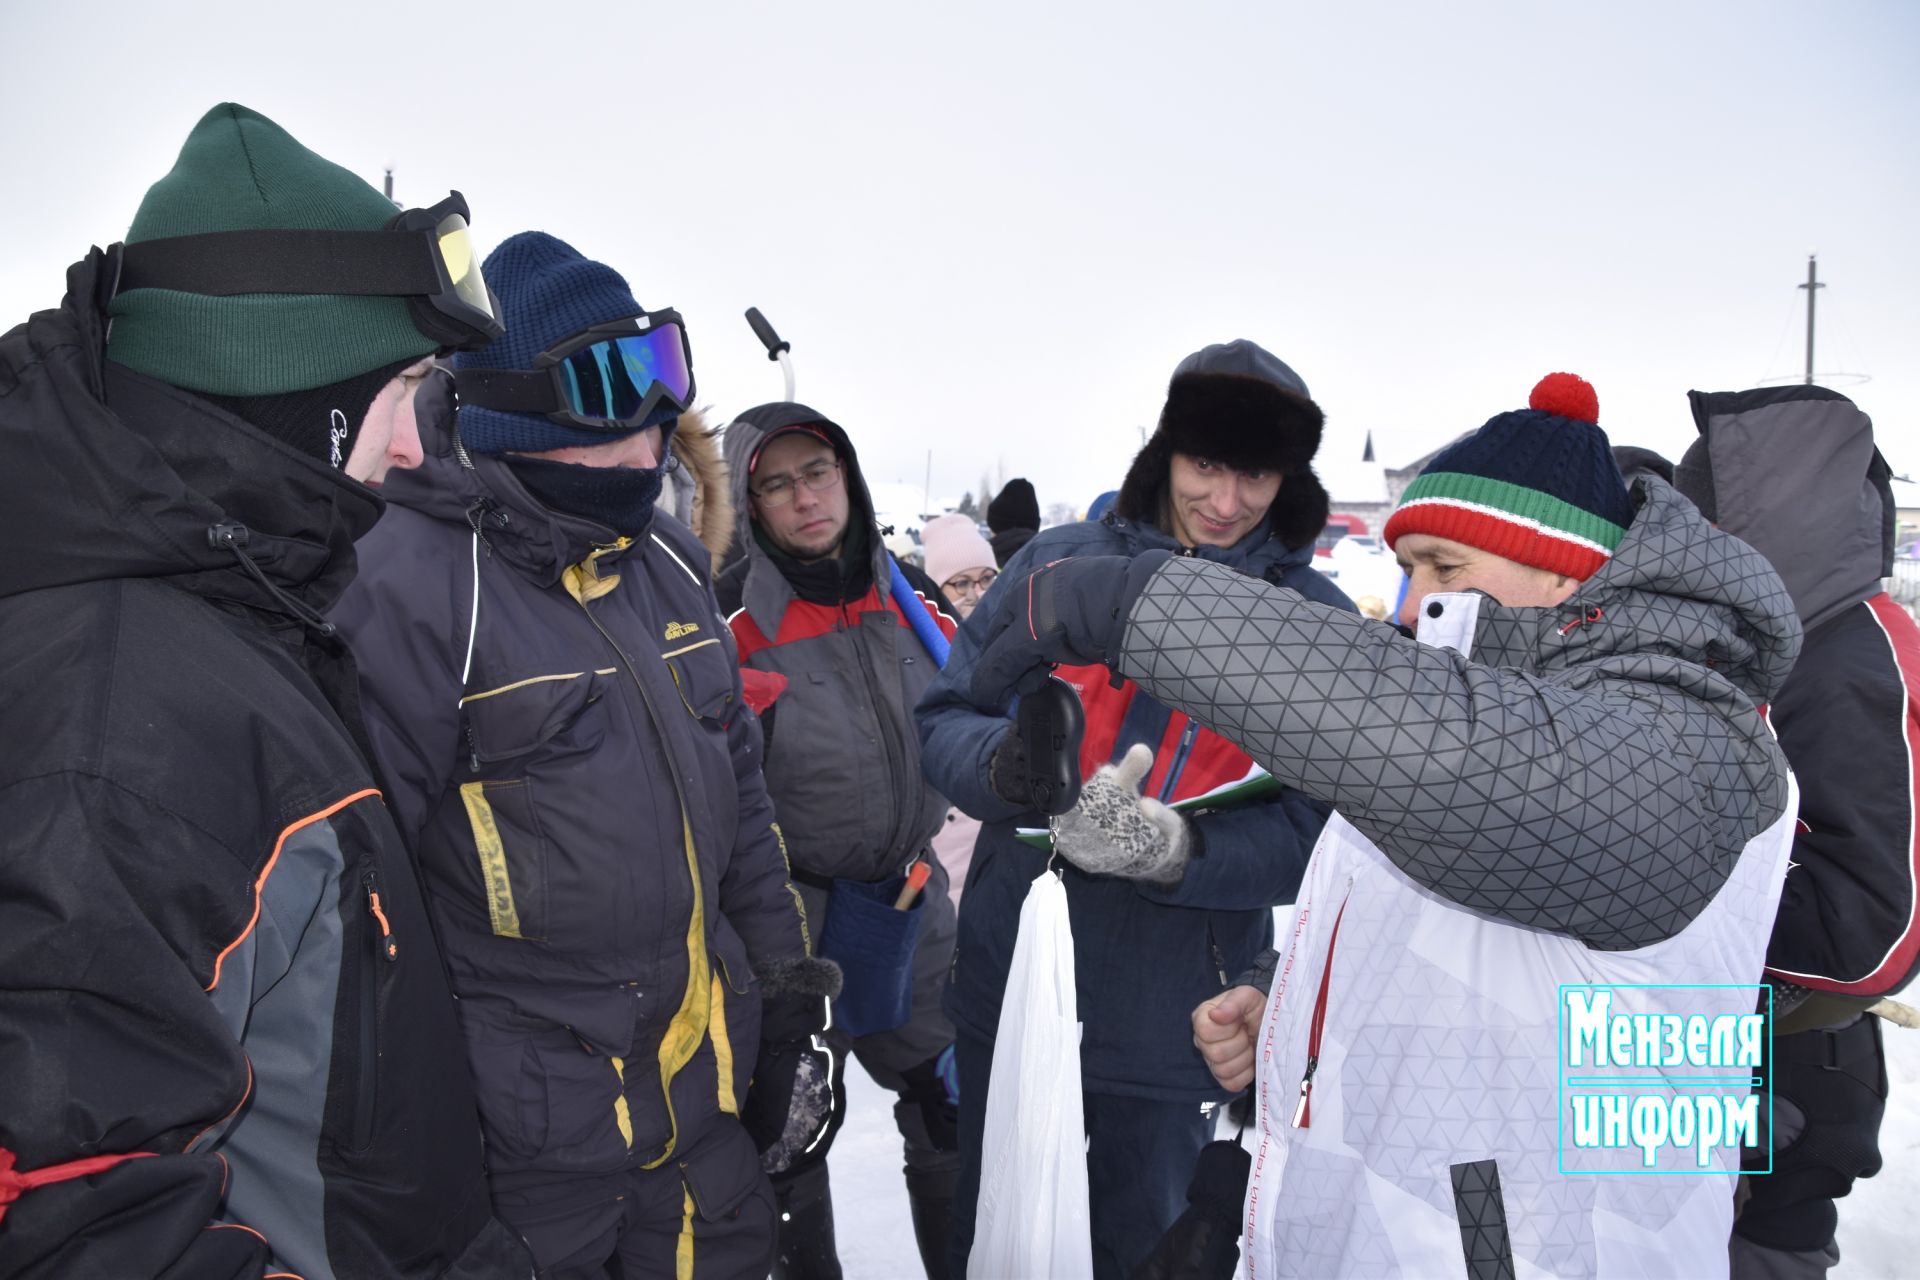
[[719, 401, 904, 636], [721, 401, 884, 565], [1475, 474, 1802, 705], [1682, 385, 1894, 630], [660, 409, 734, 571], [0, 250, 382, 622]]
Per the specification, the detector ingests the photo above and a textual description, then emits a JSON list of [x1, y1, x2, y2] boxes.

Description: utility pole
[[1799, 254, 1825, 385]]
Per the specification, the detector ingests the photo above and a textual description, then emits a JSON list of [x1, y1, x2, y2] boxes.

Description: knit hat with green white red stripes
[[1383, 373, 1634, 581]]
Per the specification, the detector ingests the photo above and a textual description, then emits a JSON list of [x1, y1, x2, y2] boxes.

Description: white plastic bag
[[969, 869, 1094, 1279]]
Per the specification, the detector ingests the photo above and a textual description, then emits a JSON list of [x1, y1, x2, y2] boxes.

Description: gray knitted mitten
[[1052, 743, 1190, 885]]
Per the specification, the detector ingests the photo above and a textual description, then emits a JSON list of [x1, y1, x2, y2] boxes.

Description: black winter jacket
[[0, 253, 527, 1278], [331, 413, 810, 1182], [1685, 385, 1920, 1000]]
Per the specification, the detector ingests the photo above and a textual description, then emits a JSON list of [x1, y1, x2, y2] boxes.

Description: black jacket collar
[[0, 250, 381, 628]]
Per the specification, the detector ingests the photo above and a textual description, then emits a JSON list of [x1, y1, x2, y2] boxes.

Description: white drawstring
[[459, 528, 481, 696], [651, 532, 701, 585]]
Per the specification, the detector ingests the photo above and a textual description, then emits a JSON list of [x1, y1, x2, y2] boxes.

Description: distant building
[[1319, 431, 1472, 536]]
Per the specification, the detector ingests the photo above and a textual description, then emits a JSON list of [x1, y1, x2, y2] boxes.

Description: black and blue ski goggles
[[454, 311, 696, 433]]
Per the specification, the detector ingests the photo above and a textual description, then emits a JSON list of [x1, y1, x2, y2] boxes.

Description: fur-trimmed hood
[[658, 408, 735, 572], [1115, 345, 1331, 550]]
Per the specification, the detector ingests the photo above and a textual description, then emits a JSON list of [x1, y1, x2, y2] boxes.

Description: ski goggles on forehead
[[454, 312, 695, 433], [111, 191, 503, 351]]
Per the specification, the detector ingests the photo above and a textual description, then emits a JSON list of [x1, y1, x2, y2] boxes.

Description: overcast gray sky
[[5, 0, 1914, 514]]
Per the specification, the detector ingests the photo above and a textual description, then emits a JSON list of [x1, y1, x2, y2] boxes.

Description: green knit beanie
[[105, 103, 438, 396]]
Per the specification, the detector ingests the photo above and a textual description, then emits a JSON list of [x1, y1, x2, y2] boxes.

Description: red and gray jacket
[[0, 253, 527, 1278], [715, 404, 957, 884], [1686, 385, 1920, 1000], [330, 409, 811, 1191]]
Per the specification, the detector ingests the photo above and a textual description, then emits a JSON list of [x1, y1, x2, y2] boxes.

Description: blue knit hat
[[455, 232, 681, 453]]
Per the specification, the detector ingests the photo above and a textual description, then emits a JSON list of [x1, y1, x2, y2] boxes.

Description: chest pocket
[[661, 633, 735, 723], [456, 670, 613, 941], [465, 669, 612, 762]]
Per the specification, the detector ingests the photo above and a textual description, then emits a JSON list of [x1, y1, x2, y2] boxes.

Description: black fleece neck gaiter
[[504, 454, 668, 538], [201, 358, 417, 469]]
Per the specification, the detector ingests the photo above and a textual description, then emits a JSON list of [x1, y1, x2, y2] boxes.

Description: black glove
[[1130, 1139, 1252, 1280], [894, 1044, 961, 1154], [743, 957, 845, 1176], [967, 552, 1171, 709], [987, 725, 1034, 807]]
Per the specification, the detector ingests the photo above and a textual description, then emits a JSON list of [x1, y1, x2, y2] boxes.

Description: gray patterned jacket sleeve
[[1117, 554, 1793, 951]]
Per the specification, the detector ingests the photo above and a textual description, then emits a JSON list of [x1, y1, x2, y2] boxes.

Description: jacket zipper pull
[[1293, 894, 1351, 1130], [1206, 922, 1228, 986], [364, 871, 398, 962], [465, 719, 480, 774], [1292, 1055, 1318, 1128]]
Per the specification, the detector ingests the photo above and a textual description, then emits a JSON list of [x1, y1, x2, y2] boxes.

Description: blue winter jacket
[[916, 511, 1353, 1099]]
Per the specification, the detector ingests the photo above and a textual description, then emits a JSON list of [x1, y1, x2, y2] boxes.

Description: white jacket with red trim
[[1238, 591, 1795, 1279]]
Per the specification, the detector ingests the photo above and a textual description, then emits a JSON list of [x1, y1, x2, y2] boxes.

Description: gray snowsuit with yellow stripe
[[332, 415, 811, 1272]]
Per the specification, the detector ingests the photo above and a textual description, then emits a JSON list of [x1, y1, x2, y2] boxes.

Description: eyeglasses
[[752, 458, 843, 508], [455, 311, 695, 434], [941, 570, 999, 597], [112, 191, 504, 352]]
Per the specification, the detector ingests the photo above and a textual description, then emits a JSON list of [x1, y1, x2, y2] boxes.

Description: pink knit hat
[[922, 513, 996, 586]]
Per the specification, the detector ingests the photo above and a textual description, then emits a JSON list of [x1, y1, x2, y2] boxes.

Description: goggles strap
[[116, 229, 441, 299], [455, 368, 563, 414]]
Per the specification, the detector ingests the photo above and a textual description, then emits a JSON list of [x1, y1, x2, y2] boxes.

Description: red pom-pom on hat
[[1528, 372, 1599, 424]]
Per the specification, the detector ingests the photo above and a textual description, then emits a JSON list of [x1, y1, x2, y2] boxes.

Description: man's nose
[[390, 417, 425, 472], [1396, 587, 1423, 630], [1209, 477, 1245, 516]]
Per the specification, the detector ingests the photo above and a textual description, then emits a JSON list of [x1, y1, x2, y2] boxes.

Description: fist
[[1192, 985, 1268, 1092]]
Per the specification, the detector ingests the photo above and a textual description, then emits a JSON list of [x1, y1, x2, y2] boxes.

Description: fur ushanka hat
[[1114, 339, 1330, 549]]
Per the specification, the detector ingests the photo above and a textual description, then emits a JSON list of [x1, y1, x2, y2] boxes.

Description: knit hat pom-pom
[[1529, 372, 1599, 424]]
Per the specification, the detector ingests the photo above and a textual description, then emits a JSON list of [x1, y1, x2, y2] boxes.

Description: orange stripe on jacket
[[206, 789, 382, 992]]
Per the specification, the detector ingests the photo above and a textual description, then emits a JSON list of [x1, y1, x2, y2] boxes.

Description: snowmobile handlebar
[[744, 307, 791, 360]]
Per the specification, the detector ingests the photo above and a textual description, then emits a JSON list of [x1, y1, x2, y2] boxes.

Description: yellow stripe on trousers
[[710, 974, 737, 1115], [644, 811, 712, 1168], [611, 1057, 634, 1148]]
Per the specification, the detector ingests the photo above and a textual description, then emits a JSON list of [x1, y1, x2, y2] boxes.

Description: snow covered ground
[[826, 981, 1920, 1278], [833, 1066, 923, 1278]]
